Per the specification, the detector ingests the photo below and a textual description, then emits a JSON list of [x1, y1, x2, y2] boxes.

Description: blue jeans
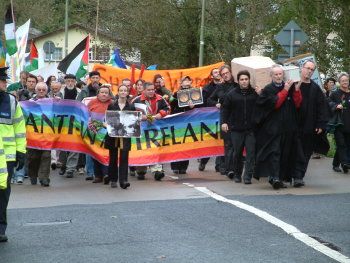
[[86, 155, 94, 177]]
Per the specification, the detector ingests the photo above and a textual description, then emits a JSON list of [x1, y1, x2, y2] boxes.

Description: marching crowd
[[0, 61, 349, 242]]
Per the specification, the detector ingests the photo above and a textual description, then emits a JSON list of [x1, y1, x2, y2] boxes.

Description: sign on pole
[[274, 20, 309, 58]]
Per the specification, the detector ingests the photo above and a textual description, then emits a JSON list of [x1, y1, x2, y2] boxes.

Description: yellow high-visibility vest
[[0, 136, 8, 190], [0, 93, 26, 162]]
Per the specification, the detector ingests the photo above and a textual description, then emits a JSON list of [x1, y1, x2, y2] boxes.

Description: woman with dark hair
[[45, 75, 56, 91], [135, 79, 145, 96], [104, 85, 136, 189]]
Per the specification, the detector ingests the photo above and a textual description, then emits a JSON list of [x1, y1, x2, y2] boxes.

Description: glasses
[[221, 71, 231, 76], [303, 67, 315, 71]]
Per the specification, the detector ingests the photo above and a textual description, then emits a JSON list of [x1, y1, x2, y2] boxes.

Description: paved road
[[1, 157, 349, 263]]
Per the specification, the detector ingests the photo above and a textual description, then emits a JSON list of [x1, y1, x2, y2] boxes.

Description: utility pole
[[64, 0, 69, 57], [198, 0, 205, 67]]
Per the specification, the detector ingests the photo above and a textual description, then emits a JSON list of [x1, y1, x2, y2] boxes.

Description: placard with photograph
[[177, 88, 203, 107], [105, 110, 142, 138]]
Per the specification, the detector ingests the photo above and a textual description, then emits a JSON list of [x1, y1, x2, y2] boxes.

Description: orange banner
[[93, 62, 225, 94]]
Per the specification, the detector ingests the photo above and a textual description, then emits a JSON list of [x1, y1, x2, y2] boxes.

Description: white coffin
[[231, 56, 275, 88]]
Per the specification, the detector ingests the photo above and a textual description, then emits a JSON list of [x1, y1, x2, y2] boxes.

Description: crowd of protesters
[[1, 63, 350, 191]]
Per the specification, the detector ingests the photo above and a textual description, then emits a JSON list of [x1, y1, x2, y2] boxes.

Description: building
[[29, 23, 123, 68]]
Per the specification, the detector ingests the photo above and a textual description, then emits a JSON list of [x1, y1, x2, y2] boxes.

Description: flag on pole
[[15, 19, 30, 76], [4, 6, 17, 56], [0, 40, 6, 67], [25, 40, 39, 72], [57, 35, 90, 80], [107, 48, 127, 69]]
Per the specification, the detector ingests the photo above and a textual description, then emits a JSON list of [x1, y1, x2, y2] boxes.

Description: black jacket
[[221, 86, 258, 132], [254, 82, 299, 135], [207, 81, 239, 106], [329, 89, 350, 132], [202, 81, 220, 107], [298, 80, 329, 133], [104, 100, 136, 151]]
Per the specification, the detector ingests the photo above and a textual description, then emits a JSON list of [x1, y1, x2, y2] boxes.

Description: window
[[89, 47, 111, 62], [45, 47, 63, 61]]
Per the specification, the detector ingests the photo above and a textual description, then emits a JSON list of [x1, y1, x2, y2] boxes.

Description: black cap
[[64, 74, 76, 80], [0, 67, 10, 81]]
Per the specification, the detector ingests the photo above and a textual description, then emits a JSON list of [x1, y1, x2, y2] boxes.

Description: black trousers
[[222, 132, 234, 173], [334, 130, 350, 166], [108, 149, 129, 183], [171, 160, 189, 171], [93, 159, 108, 179], [0, 161, 15, 235], [293, 133, 314, 179], [230, 131, 255, 179]]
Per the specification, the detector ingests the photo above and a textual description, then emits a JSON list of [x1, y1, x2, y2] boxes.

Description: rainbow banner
[[20, 99, 224, 165]]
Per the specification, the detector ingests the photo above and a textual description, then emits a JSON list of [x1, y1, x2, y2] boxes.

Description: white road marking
[[185, 184, 350, 263]]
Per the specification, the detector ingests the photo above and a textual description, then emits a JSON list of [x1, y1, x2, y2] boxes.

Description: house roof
[[29, 23, 120, 43]]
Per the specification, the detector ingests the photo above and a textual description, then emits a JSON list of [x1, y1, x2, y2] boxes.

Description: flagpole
[[94, 0, 100, 61], [10, 0, 18, 82], [64, 0, 69, 57]]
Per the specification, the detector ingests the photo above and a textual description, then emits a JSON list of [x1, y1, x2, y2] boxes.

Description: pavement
[[0, 157, 349, 263]]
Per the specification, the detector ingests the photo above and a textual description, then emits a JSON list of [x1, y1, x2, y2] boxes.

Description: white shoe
[[10, 177, 15, 184], [78, 168, 85, 176], [16, 177, 24, 184]]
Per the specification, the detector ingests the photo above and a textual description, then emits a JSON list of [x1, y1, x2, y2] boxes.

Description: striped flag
[[4, 6, 17, 56], [0, 40, 6, 67], [25, 40, 38, 72], [57, 35, 90, 80]]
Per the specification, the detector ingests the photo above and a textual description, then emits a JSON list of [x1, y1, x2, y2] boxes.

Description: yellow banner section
[[93, 62, 225, 94]]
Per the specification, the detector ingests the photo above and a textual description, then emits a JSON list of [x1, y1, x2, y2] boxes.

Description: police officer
[[0, 67, 26, 242]]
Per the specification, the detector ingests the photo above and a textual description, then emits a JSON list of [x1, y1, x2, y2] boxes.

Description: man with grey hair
[[255, 64, 302, 189], [292, 60, 329, 187], [48, 81, 63, 99], [27, 82, 51, 186], [328, 72, 350, 173]]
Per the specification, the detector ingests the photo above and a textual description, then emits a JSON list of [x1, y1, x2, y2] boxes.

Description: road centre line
[[184, 184, 350, 263]]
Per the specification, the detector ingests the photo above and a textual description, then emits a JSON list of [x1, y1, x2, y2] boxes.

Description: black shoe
[[103, 176, 110, 185], [233, 175, 242, 183], [154, 171, 165, 181], [51, 163, 57, 170], [220, 168, 226, 175], [130, 171, 136, 176], [179, 170, 187, 174], [40, 178, 50, 187], [120, 182, 130, 189], [244, 178, 252, 184], [30, 177, 37, 185], [293, 178, 305, 188], [0, 234, 8, 242], [59, 168, 66, 175], [332, 166, 341, 172], [173, 170, 180, 174], [198, 163, 205, 171], [85, 176, 94, 181], [227, 171, 234, 179], [270, 179, 282, 190], [215, 165, 220, 172], [66, 172, 73, 178], [342, 164, 349, 173], [110, 181, 118, 188], [137, 172, 145, 180], [92, 177, 103, 183]]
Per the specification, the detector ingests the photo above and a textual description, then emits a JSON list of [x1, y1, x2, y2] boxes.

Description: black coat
[[207, 81, 239, 106], [329, 89, 350, 132], [254, 82, 299, 135], [104, 100, 136, 151], [202, 81, 220, 107], [221, 86, 258, 132], [298, 80, 329, 133]]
